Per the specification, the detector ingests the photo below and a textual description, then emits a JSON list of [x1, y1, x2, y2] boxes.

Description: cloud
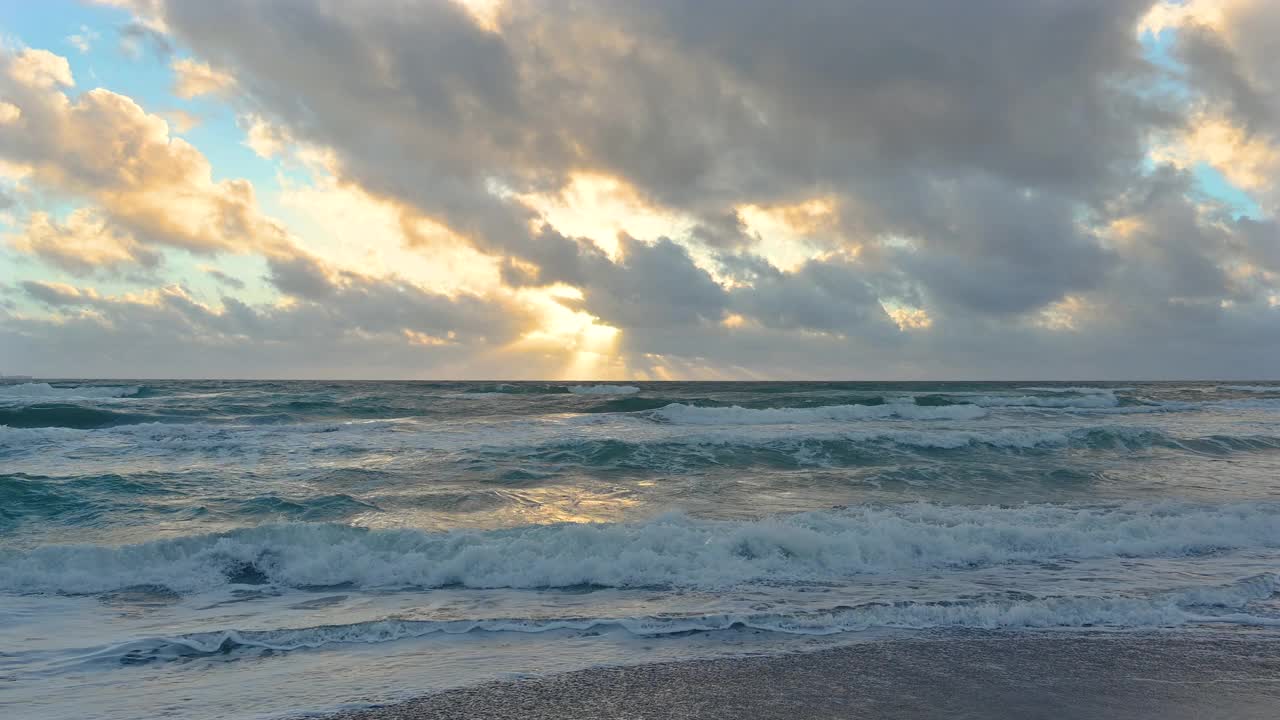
[[5, 1, 1280, 378], [200, 265, 245, 290], [8, 209, 161, 276], [135, 2, 1165, 287], [241, 113, 290, 158], [5, 48, 74, 89], [20, 280, 101, 306], [119, 20, 173, 59], [727, 256, 899, 337], [171, 57, 235, 98], [6, 254, 537, 378], [162, 108, 201, 133], [67, 26, 101, 54], [1149, 0, 1280, 210], [0, 47, 292, 259]]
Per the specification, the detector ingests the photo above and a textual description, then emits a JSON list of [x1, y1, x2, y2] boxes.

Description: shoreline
[[327, 631, 1280, 720]]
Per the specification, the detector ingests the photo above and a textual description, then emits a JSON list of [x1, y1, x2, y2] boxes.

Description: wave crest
[[68, 573, 1280, 667], [652, 402, 986, 424], [5, 503, 1280, 595], [0, 383, 140, 404]]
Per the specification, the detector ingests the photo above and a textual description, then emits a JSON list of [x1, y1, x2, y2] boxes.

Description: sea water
[[2, 380, 1280, 718]]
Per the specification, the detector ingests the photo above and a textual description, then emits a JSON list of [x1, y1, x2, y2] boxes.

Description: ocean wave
[[0, 419, 400, 453], [0, 475, 86, 526], [960, 394, 1120, 409], [1220, 385, 1280, 393], [651, 402, 986, 424], [0, 383, 141, 404], [67, 573, 1280, 666], [463, 384, 570, 395], [568, 385, 641, 395], [7, 418, 1276, 463], [0, 405, 152, 429], [526, 427, 1280, 473], [5, 503, 1280, 595], [1017, 386, 1134, 394]]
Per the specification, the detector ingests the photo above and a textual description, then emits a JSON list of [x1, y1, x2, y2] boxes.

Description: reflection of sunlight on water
[[357, 484, 641, 532], [493, 486, 640, 525]]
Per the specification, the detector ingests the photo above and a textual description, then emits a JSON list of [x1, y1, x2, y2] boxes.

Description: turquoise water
[[3, 380, 1280, 718]]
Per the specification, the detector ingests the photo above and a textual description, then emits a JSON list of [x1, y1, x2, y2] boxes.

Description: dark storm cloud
[[886, 177, 1116, 315], [727, 256, 898, 336]]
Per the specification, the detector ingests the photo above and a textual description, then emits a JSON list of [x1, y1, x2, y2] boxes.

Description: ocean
[[2, 380, 1280, 718]]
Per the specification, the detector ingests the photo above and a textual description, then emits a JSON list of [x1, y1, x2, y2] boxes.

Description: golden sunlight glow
[[882, 303, 933, 331], [735, 196, 839, 271], [0, 158, 31, 179], [504, 286, 626, 380], [1137, 0, 1248, 37], [276, 173, 502, 294], [739, 196, 838, 235], [0, 101, 20, 124], [452, 0, 505, 32], [1104, 215, 1147, 242], [1152, 117, 1280, 194], [516, 172, 690, 258], [1036, 295, 1089, 331], [402, 329, 456, 347]]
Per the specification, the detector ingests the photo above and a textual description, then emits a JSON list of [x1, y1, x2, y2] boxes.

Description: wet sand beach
[[332, 632, 1280, 720]]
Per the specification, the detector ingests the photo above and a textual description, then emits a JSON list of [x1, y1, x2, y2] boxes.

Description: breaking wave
[[6, 418, 1278, 464], [60, 573, 1280, 668], [0, 383, 140, 403], [1017, 386, 1133, 394], [651, 402, 987, 424], [953, 394, 1121, 409], [5, 503, 1280, 596]]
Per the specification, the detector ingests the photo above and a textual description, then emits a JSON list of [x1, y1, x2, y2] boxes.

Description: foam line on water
[[1017, 386, 1133, 394], [5, 503, 1280, 595], [651, 402, 987, 424], [0, 383, 140, 404], [55, 573, 1280, 667]]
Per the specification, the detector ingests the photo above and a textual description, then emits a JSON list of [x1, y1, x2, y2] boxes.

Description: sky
[[0, 0, 1277, 380]]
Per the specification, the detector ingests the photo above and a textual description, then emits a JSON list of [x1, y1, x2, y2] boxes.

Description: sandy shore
[[329, 631, 1280, 719]]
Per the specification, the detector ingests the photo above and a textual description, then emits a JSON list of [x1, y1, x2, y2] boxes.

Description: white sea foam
[[568, 385, 641, 395], [69, 572, 1280, 664], [963, 393, 1121, 409], [4, 503, 1279, 595], [1220, 385, 1280, 393], [652, 402, 987, 424], [0, 383, 140, 403], [4, 418, 1258, 458], [1017, 386, 1133, 394]]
